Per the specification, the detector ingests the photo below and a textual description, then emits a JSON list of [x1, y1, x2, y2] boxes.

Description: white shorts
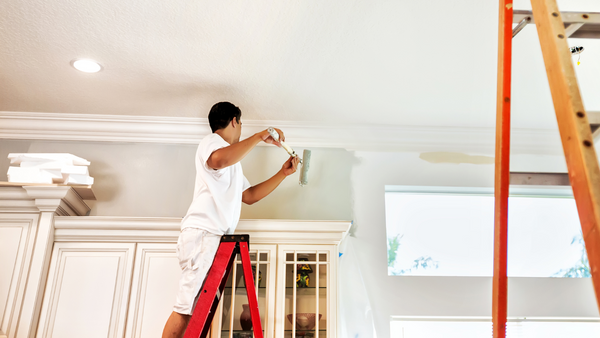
[[173, 228, 221, 315]]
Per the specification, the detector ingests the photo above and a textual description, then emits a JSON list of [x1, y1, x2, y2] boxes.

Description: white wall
[[349, 150, 598, 338], [1, 138, 598, 338]]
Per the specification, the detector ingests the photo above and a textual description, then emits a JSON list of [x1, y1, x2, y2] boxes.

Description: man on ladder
[[162, 102, 300, 338]]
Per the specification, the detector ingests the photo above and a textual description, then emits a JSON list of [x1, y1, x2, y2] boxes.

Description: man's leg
[[162, 311, 191, 338], [165, 229, 221, 337]]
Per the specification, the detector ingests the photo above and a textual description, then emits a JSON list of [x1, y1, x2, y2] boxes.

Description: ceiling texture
[[1, 0, 599, 153]]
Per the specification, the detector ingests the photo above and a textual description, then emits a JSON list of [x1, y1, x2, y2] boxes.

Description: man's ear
[[231, 119, 237, 128]]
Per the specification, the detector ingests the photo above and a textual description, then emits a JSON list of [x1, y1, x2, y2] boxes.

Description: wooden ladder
[[494, 1, 600, 337]]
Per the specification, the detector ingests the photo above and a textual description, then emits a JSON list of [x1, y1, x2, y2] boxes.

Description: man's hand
[[281, 156, 300, 176], [257, 128, 284, 147], [242, 155, 301, 205]]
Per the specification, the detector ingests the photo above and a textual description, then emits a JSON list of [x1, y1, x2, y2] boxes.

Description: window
[[385, 186, 588, 277], [391, 317, 600, 338]]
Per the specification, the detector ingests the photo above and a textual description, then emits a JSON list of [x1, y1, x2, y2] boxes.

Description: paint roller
[[267, 127, 311, 186]]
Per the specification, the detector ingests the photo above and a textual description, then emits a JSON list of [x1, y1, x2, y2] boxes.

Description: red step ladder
[[183, 234, 264, 338]]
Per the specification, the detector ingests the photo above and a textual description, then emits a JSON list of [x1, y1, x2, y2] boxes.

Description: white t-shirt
[[181, 133, 251, 235]]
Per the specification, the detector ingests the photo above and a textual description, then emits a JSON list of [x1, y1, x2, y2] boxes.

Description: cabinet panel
[[125, 243, 180, 338], [36, 243, 135, 338], [0, 214, 38, 338]]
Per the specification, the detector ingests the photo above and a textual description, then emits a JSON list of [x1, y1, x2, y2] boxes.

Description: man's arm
[[242, 156, 300, 205], [207, 128, 284, 170]]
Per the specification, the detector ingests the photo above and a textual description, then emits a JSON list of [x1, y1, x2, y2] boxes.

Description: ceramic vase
[[240, 304, 252, 331]]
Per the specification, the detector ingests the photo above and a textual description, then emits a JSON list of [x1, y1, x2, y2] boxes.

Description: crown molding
[[23, 186, 90, 216], [0, 187, 39, 213], [0, 111, 565, 154], [0, 185, 90, 215]]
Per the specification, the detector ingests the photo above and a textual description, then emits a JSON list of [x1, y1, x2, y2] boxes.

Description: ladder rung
[[513, 10, 600, 39], [509, 172, 570, 186]]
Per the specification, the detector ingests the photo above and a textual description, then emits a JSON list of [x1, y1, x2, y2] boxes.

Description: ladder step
[[513, 10, 600, 39]]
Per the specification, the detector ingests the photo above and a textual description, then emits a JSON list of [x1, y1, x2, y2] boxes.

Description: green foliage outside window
[[388, 234, 402, 267], [554, 234, 590, 278], [388, 234, 439, 275]]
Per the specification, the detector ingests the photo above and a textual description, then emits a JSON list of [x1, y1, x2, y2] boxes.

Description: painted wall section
[[240, 146, 355, 220]]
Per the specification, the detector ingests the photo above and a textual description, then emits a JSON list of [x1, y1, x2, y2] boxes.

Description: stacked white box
[[7, 153, 94, 185]]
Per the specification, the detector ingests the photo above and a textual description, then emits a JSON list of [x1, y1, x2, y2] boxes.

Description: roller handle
[[267, 127, 302, 164]]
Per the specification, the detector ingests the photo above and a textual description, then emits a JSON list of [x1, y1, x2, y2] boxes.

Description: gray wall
[[1, 139, 197, 216], [1, 138, 598, 338], [0, 140, 353, 219]]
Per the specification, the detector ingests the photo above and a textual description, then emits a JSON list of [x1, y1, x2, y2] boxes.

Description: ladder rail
[[184, 241, 237, 338], [239, 241, 265, 338], [493, 0, 513, 337], [530, 0, 600, 311], [184, 235, 264, 338]]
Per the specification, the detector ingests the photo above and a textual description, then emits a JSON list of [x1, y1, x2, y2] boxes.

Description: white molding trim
[[23, 186, 90, 216], [0, 186, 90, 216], [53, 217, 351, 244], [0, 111, 565, 154], [0, 187, 39, 213]]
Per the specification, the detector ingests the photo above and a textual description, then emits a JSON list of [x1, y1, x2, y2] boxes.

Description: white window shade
[[385, 186, 587, 277]]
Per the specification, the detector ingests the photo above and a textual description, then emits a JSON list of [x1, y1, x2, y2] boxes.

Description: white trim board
[[52, 217, 351, 244], [0, 111, 567, 154]]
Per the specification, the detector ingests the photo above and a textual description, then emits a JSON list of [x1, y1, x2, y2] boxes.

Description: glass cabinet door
[[279, 248, 330, 338], [211, 245, 276, 338]]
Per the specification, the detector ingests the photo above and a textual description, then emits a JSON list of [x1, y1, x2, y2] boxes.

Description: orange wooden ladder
[[494, 1, 600, 337]]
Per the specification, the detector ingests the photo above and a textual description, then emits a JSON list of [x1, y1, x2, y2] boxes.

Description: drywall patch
[[419, 152, 494, 165]]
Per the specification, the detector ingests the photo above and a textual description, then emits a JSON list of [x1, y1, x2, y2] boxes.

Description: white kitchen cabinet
[[0, 186, 350, 338]]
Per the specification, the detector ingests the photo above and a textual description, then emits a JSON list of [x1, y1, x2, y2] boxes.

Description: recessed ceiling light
[[71, 59, 102, 73]]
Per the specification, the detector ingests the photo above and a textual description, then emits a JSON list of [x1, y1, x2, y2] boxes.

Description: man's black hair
[[208, 102, 241, 133]]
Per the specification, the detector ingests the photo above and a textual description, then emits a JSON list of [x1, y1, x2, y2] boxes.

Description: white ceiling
[[1, 0, 599, 132]]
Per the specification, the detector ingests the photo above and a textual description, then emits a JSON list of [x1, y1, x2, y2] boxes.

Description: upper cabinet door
[[276, 245, 336, 338], [36, 242, 136, 338], [125, 243, 180, 338]]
